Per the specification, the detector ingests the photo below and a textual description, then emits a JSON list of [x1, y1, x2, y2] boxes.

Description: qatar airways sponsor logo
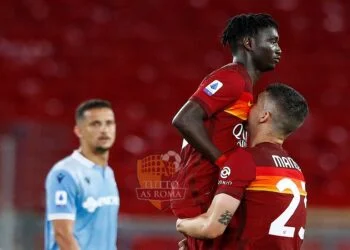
[[82, 196, 119, 213], [232, 123, 248, 148]]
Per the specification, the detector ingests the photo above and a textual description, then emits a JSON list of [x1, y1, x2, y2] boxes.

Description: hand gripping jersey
[[171, 63, 253, 218], [216, 143, 307, 250]]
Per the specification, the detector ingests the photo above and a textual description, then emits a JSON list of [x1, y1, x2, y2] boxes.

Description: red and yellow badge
[[136, 151, 186, 210]]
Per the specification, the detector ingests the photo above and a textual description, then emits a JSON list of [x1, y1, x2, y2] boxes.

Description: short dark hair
[[265, 83, 309, 136], [221, 13, 278, 52], [75, 99, 112, 121]]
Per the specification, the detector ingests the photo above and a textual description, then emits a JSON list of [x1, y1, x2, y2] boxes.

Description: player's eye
[[90, 121, 101, 127], [270, 38, 279, 44], [106, 120, 115, 126]]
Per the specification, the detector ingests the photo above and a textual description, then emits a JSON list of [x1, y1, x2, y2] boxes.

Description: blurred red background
[[0, 0, 349, 249]]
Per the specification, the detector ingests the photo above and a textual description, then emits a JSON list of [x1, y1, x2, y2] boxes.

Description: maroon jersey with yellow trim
[[171, 63, 253, 219], [216, 142, 307, 250]]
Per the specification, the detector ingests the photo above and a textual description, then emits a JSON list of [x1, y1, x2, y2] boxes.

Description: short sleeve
[[45, 169, 78, 221], [216, 148, 256, 200], [190, 70, 245, 117]]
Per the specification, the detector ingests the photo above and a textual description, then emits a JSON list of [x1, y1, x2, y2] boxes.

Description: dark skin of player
[[172, 27, 282, 163]]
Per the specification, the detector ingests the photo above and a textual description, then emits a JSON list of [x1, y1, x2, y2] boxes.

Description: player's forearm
[[177, 216, 218, 239], [172, 101, 222, 163], [173, 118, 221, 163], [55, 233, 80, 250]]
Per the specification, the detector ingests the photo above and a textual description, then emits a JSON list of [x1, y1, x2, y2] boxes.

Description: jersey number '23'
[[269, 178, 307, 239]]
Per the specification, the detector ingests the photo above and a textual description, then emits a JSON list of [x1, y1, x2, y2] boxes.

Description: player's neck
[[250, 133, 283, 147], [232, 56, 261, 84], [80, 147, 109, 167]]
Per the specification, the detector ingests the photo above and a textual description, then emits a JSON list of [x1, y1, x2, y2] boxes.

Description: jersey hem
[[47, 213, 76, 221]]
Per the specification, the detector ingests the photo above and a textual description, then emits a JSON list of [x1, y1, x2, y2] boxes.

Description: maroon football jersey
[[171, 63, 253, 218], [216, 142, 307, 250]]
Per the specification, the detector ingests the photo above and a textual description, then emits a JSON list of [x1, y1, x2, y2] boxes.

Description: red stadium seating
[[0, 0, 349, 215]]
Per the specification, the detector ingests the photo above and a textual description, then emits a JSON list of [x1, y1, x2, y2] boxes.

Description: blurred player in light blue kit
[[45, 99, 119, 250]]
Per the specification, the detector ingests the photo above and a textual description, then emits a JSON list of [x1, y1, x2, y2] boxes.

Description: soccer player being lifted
[[171, 13, 281, 249], [177, 83, 309, 250]]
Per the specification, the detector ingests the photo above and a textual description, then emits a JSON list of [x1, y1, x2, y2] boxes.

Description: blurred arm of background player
[[46, 169, 80, 250], [53, 220, 80, 250], [176, 193, 239, 239], [172, 100, 221, 163]]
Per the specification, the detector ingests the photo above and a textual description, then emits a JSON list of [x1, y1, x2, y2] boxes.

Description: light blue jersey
[[45, 150, 119, 250]]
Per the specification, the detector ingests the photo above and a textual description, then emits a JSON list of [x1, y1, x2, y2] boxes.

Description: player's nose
[[275, 45, 282, 56], [100, 124, 109, 133]]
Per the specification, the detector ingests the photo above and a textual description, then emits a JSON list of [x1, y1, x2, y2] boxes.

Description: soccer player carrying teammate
[[45, 99, 119, 250], [177, 84, 309, 250], [171, 13, 281, 249]]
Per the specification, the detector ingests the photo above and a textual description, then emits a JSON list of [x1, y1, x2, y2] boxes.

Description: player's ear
[[259, 111, 270, 123], [242, 37, 253, 51], [74, 125, 82, 139]]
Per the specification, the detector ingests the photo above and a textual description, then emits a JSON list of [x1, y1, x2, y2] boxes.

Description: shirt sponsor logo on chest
[[232, 123, 248, 148], [82, 196, 119, 213]]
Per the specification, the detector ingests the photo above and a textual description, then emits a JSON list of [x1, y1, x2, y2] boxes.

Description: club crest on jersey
[[203, 80, 223, 96]]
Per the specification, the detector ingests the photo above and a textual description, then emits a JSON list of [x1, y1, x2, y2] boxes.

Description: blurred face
[[251, 27, 282, 72], [75, 108, 116, 153]]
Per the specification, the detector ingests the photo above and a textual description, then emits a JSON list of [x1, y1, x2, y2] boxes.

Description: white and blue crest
[[203, 80, 223, 96]]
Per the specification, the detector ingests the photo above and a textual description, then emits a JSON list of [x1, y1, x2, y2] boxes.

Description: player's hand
[[176, 218, 183, 232], [178, 238, 188, 250]]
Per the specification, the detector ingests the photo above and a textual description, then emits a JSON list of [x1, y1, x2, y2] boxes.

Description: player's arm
[[177, 149, 256, 239], [46, 170, 80, 250], [172, 100, 221, 162], [176, 193, 240, 239], [172, 74, 245, 164], [53, 220, 80, 250]]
